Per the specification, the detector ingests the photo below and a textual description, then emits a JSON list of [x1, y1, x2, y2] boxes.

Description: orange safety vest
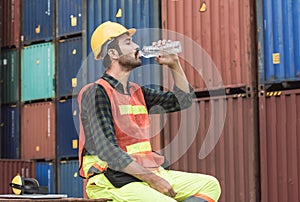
[[78, 78, 164, 179]]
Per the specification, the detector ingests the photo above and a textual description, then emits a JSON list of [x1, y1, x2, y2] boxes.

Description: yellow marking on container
[[71, 16, 77, 26], [35, 25, 40, 34], [199, 1, 207, 12], [73, 110, 77, 116], [72, 78, 77, 87], [273, 53, 280, 64], [278, 91, 282, 96], [73, 172, 78, 178], [116, 8, 122, 18], [36, 59, 40, 65], [36, 146, 40, 152], [72, 139, 78, 149], [72, 49, 77, 55]]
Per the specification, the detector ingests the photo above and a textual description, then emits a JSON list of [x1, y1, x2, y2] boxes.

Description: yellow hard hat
[[91, 21, 136, 60]]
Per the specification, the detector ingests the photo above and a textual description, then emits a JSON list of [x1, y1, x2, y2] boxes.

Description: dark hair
[[102, 39, 122, 68]]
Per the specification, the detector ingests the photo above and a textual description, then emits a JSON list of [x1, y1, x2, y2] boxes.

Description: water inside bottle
[[140, 41, 182, 58]]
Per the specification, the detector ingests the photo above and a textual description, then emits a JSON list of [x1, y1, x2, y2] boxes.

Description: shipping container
[[1, 0, 21, 47], [58, 160, 83, 197], [83, 0, 162, 86], [21, 42, 55, 102], [0, 159, 35, 194], [36, 161, 55, 194], [259, 89, 300, 202], [258, 0, 300, 84], [57, 0, 82, 37], [21, 101, 56, 160], [57, 37, 82, 98], [0, 104, 20, 159], [57, 99, 79, 159], [162, 94, 259, 201], [161, 0, 257, 91], [21, 0, 54, 44], [1, 49, 19, 104]]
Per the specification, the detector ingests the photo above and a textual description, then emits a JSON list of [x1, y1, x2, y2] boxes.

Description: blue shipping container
[[57, 99, 79, 159], [58, 160, 83, 197], [22, 0, 54, 44], [57, 0, 82, 37], [57, 37, 82, 97], [83, 0, 162, 87], [260, 0, 300, 83], [0, 105, 20, 159], [36, 161, 55, 194]]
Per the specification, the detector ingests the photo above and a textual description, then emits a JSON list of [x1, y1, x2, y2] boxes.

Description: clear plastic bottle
[[140, 41, 182, 58]]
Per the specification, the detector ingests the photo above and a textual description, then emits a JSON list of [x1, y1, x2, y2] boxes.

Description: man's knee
[[205, 175, 221, 201]]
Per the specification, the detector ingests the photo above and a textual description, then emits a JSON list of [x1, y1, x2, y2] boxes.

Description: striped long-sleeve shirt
[[80, 73, 194, 171]]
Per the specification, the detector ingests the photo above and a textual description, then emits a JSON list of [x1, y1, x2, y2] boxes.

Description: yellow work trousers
[[86, 167, 221, 202]]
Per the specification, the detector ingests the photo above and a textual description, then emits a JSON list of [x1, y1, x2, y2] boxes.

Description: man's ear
[[107, 49, 119, 60]]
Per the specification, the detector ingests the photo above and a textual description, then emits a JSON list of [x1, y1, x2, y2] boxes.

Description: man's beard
[[118, 51, 142, 71]]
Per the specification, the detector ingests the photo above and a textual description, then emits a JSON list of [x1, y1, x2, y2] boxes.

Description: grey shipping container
[[21, 0, 54, 44], [1, 0, 21, 48], [0, 104, 20, 159], [21, 42, 55, 102], [1, 49, 19, 104], [259, 89, 300, 202], [162, 0, 257, 91], [162, 94, 259, 201], [57, 37, 82, 98], [21, 102, 56, 160], [57, 0, 82, 37], [58, 160, 83, 197], [0, 159, 36, 194]]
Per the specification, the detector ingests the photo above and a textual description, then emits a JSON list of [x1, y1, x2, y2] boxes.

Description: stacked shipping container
[[1, 0, 299, 200], [161, 0, 259, 201], [0, 0, 83, 196], [257, 0, 300, 201]]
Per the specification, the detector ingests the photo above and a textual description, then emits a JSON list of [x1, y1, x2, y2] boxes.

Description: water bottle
[[140, 41, 182, 58]]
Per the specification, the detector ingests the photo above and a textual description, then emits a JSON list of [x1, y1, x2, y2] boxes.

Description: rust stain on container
[[1, 0, 20, 48], [163, 95, 259, 201], [21, 102, 56, 160], [161, 0, 257, 91], [0, 159, 35, 194], [259, 89, 300, 202]]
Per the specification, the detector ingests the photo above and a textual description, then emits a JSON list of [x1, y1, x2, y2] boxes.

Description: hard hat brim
[[95, 28, 137, 60]]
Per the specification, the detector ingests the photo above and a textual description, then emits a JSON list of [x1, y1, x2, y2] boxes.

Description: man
[[78, 21, 221, 202]]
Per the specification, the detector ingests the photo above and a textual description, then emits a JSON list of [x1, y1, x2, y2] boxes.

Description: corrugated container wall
[[58, 160, 83, 197], [21, 42, 55, 102], [57, 99, 79, 159], [0, 105, 20, 159], [83, 0, 162, 86], [21, 0, 54, 45], [259, 0, 300, 84], [57, 0, 82, 37], [1, 0, 20, 48], [1, 49, 19, 104], [259, 89, 300, 202], [0, 159, 35, 194], [163, 95, 259, 201], [57, 37, 82, 98], [161, 0, 257, 91], [21, 102, 56, 160], [36, 161, 55, 194]]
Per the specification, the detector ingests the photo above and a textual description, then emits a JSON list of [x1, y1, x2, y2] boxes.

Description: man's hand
[[122, 161, 177, 198], [145, 173, 177, 198], [152, 40, 180, 68]]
